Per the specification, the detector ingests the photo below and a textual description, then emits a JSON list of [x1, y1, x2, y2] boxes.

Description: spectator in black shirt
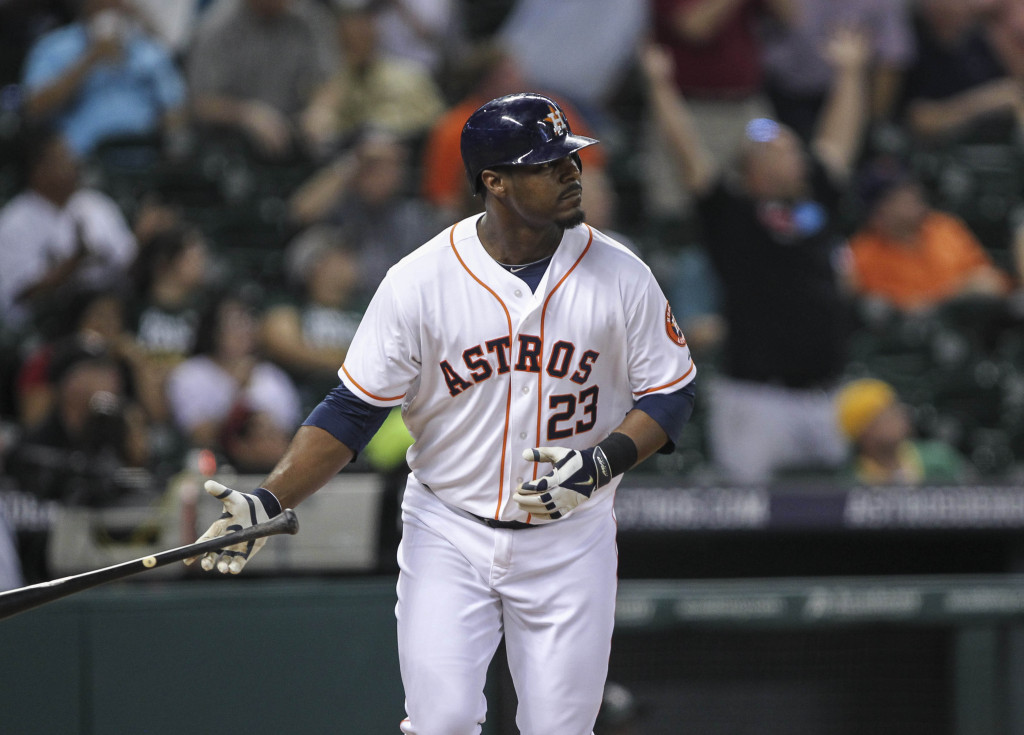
[[641, 28, 871, 483]]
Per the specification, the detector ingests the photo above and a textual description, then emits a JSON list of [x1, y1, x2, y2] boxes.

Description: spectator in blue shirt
[[21, 0, 188, 157]]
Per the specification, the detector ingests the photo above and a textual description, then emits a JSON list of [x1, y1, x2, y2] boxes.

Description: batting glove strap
[[252, 487, 283, 518]]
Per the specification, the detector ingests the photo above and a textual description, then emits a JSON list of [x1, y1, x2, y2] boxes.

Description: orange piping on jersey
[[451, 226, 514, 520], [341, 364, 407, 402], [632, 359, 695, 396], [533, 225, 595, 461]]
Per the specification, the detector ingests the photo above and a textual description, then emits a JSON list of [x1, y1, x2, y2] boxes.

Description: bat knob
[[282, 509, 300, 535]]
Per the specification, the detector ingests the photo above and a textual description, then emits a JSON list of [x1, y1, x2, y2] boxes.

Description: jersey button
[[514, 289, 523, 297], [521, 386, 530, 394], [519, 432, 527, 439]]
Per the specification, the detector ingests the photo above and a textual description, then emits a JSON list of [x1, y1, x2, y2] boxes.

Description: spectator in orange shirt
[[848, 157, 1013, 312], [419, 42, 607, 221]]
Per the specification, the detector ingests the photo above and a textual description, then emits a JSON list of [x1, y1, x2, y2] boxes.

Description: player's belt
[[468, 513, 538, 530], [422, 482, 541, 530]]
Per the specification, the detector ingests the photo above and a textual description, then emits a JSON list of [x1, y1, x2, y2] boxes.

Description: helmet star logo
[[545, 105, 567, 135]]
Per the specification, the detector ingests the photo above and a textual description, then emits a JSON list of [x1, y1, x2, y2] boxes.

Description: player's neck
[[477, 214, 563, 266]]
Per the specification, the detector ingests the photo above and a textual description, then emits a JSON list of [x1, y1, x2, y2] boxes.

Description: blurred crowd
[[5, 0, 1024, 585]]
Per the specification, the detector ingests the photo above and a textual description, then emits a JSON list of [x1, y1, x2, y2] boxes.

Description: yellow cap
[[835, 378, 897, 440]]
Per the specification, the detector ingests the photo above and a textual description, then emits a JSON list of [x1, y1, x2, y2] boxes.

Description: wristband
[[252, 487, 283, 518], [597, 432, 638, 478]]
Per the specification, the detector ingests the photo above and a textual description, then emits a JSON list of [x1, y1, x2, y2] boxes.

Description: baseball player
[[187, 92, 697, 735]]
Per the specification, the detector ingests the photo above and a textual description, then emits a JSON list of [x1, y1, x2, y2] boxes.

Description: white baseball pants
[[396, 480, 617, 735]]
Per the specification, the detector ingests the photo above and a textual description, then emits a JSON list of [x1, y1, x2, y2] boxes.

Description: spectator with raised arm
[[760, 0, 914, 141], [641, 27, 872, 483], [644, 0, 796, 217]]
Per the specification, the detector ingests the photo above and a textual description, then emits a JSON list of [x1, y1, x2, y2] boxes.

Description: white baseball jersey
[[339, 213, 695, 523]]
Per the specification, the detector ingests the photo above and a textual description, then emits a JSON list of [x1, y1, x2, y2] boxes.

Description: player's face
[[501, 155, 586, 229]]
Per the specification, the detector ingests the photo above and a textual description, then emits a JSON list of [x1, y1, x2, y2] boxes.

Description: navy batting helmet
[[460, 92, 598, 194]]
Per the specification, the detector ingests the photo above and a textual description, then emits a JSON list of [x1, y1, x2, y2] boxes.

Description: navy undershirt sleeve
[[303, 382, 394, 454], [634, 382, 696, 454]]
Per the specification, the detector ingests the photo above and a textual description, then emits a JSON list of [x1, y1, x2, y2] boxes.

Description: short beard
[[555, 208, 586, 229]]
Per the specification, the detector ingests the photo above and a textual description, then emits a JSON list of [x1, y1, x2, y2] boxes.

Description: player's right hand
[[513, 445, 613, 520], [184, 481, 282, 574]]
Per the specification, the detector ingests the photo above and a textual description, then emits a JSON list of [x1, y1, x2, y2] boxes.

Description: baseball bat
[[0, 508, 299, 622]]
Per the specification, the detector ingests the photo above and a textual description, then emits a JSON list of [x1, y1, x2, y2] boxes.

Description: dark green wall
[[6, 574, 1024, 735], [0, 578, 407, 735]]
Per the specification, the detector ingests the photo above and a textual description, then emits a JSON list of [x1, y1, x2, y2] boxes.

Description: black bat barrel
[[0, 509, 298, 621]]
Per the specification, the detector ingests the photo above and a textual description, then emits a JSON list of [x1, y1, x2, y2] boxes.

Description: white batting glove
[[184, 480, 281, 575], [513, 446, 613, 521]]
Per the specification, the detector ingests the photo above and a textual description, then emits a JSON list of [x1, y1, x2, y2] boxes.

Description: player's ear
[[480, 169, 506, 197]]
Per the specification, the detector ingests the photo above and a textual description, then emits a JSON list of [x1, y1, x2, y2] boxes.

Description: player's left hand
[[513, 446, 613, 520]]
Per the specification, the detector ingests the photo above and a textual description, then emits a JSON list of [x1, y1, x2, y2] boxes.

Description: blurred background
[[4, 0, 1024, 732]]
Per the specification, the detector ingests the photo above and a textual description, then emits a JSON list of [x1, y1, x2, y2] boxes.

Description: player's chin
[[554, 207, 586, 230]]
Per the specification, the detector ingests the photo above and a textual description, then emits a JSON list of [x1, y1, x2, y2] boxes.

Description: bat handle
[[182, 508, 300, 561]]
